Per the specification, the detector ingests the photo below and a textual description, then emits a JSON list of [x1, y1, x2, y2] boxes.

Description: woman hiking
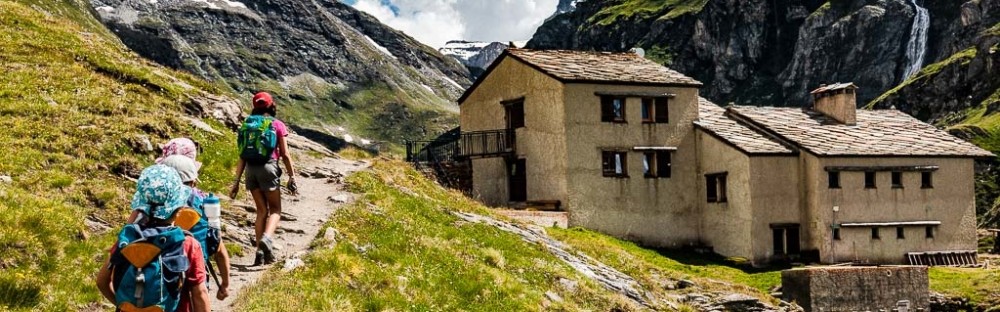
[[229, 91, 296, 265]]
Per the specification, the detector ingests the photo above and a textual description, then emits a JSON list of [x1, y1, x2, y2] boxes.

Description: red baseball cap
[[252, 92, 274, 109]]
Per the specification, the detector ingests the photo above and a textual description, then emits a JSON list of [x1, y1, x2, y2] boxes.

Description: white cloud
[[350, 0, 559, 48]]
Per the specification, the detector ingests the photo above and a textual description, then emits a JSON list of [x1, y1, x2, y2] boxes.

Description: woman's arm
[[228, 159, 246, 199], [277, 135, 296, 192]]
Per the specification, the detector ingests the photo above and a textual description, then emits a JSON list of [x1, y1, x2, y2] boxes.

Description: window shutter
[[601, 96, 613, 122], [654, 98, 669, 123], [657, 152, 671, 178]]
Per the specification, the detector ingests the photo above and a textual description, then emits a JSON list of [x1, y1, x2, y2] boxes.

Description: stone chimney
[[810, 82, 858, 125]]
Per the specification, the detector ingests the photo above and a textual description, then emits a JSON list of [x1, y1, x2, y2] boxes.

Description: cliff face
[[528, 0, 989, 108], [89, 0, 471, 143]]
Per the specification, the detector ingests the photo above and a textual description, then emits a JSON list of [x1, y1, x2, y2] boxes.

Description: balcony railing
[[405, 129, 515, 162], [458, 129, 515, 159]]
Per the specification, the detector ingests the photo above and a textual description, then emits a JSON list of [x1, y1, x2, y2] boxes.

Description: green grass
[[548, 227, 782, 302], [868, 47, 979, 108], [929, 267, 1000, 307], [589, 0, 709, 26], [0, 2, 238, 310], [233, 160, 645, 311]]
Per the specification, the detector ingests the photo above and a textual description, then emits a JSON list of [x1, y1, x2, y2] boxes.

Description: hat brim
[[131, 186, 193, 220]]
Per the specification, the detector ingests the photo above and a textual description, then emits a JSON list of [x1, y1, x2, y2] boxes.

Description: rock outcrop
[[89, 0, 470, 142], [528, 0, 994, 108]]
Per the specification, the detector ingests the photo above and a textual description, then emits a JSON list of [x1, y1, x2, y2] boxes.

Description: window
[[891, 171, 903, 188], [641, 97, 669, 123], [642, 151, 671, 178], [864, 171, 876, 189], [922, 172, 933, 188], [871, 227, 880, 240], [833, 228, 841, 240], [896, 227, 905, 239], [828, 171, 840, 189], [706, 173, 728, 203], [641, 98, 653, 123], [925, 226, 934, 238], [504, 100, 525, 129], [601, 96, 626, 123], [601, 151, 628, 178]]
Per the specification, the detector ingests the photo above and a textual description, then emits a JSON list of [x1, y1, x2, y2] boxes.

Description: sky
[[341, 0, 560, 48]]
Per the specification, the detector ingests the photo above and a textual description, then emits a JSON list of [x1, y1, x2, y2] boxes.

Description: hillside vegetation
[[0, 1, 237, 309]]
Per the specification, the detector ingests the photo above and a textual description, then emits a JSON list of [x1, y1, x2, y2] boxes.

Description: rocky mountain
[[439, 40, 509, 78], [89, 0, 472, 143], [529, 0, 996, 109]]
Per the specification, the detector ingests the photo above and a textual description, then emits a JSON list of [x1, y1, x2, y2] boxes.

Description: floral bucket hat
[[130, 164, 192, 220], [156, 138, 201, 170]]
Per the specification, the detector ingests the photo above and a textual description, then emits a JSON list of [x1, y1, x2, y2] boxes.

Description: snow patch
[[363, 35, 397, 60], [344, 134, 354, 143], [95, 6, 115, 12], [420, 84, 434, 93]]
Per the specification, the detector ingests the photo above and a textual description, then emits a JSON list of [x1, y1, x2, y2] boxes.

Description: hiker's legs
[[263, 189, 282, 237], [250, 189, 268, 246]]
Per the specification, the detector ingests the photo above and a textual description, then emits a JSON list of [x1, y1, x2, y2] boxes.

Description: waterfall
[[901, 0, 930, 80]]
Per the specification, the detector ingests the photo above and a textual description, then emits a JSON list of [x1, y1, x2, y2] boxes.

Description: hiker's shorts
[[245, 160, 282, 192]]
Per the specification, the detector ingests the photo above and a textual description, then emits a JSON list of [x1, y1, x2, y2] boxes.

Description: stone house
[[456, 48, 993, 265]]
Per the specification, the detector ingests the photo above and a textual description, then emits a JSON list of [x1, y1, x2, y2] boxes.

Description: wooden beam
[[824, 165, 939, 172], [839, 221, 941, 227], [594, 91, 676, 98], [632, 146, 677, 151]]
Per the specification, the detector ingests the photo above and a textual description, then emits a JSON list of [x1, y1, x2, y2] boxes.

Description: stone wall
[[782, 266, 929, 312]]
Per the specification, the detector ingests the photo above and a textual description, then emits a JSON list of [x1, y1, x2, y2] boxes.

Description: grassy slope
[[233, 160, 643, 311], [234, 160, 788, 311], [589, 0, 709, 26], [0, 1, 238, 310]]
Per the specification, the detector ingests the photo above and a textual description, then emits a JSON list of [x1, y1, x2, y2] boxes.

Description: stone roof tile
[[694, 98, 794, 155], [728, 106, 993, 157], [507, 49, 702, 86]]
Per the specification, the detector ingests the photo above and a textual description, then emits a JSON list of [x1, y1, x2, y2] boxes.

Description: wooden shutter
[[654, 98, 669, 123], [601, 96, 613, 122], [656, 152, 671, 178]]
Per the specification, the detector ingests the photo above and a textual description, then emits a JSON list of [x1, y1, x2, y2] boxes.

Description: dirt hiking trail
[[211, 154, 369, 311]]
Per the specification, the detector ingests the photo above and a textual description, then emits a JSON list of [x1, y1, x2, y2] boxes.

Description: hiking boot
[[252, 249, 264, 266], [260, 236, 276, 264]]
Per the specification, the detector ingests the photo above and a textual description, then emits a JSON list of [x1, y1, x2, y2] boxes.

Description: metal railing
[[405, 129, 515, 162]]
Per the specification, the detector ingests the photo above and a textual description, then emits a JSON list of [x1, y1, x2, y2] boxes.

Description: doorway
[[507, 158, 526, 202], [772, 224, 801, 257]]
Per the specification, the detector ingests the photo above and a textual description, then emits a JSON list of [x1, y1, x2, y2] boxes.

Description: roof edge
[[694, 124, 796, 156]]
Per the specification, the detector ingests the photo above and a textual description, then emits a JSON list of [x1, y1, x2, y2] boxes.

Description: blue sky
[[342, 0, 559, 48]]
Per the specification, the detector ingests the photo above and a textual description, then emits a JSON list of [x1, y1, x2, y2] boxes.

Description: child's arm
[[214, 244, 232, 300], [95, 256, 115, 303]]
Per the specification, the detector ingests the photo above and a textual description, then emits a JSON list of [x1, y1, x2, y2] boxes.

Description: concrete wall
[[460, 58, 568, 207], [696, 130, 753, 259], [749, 156, 802, 264], [563, 84, 701, 246], [800, 154, 978, 264], [782, 266, 929, 312]]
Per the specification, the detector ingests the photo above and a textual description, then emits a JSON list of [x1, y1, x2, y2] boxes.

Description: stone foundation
[[782, 266, 928, 312]]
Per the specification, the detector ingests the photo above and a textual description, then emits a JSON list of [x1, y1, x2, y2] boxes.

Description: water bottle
[[204, 193, 222, 229]]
